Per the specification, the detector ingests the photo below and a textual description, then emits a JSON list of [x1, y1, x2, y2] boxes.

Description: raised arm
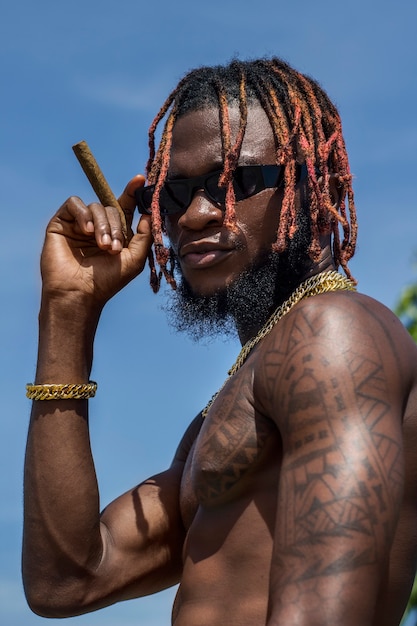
[[22, 179, 185, 617], [260, 293, 409, 625]]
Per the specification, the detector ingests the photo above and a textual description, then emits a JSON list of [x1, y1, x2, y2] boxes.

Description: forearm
[[34, 292, 100, 381], [23, 296, 104, 614]]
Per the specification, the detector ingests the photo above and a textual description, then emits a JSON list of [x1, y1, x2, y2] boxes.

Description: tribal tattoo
[[262, 302, 403, 589], [191, 371, 278, 506]]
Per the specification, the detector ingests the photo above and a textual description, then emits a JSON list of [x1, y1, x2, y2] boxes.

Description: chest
[[180, 364, 281, 525]]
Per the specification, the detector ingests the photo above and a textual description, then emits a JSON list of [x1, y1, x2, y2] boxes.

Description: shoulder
[[280, 289, 411, 344], [259, 289, 417, 367], [253, 290, 417, 425]]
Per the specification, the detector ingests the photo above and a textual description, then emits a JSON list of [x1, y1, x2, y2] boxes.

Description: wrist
[[35, 293, 102, 383]]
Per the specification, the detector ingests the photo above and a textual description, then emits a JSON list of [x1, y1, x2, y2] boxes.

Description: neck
[[236, 246, 336, 345]]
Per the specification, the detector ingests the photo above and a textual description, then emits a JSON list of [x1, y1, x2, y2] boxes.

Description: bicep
[[78, 462, 186, 610], [87, 415, 205, 608], [268, 331, 404, 621]]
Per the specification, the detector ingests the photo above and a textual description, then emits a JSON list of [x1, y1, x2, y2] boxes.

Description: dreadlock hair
[[145, 57, 357, 292]]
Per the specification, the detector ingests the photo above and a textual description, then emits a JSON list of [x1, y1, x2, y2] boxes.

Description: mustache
[[173, 230, 244, 257]]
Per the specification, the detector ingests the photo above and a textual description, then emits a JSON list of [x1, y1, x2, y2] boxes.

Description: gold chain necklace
[[202, 270, 356, 418]]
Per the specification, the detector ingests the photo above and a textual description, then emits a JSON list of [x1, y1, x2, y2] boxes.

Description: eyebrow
[[166, 162, 224, 181]]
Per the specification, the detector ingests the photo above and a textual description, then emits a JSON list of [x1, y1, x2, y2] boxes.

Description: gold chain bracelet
[[26, 381, 97, 401]]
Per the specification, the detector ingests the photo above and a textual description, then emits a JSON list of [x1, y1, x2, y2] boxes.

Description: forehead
[[169, 105, 276, 176]]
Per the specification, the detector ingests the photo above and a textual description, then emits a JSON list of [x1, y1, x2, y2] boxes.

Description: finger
[[53, 197, 127, 255], [104, 205, 127, 253], [123, 215, 153, 273], [118, 174, 146, 225], [88, 202, 126, 252], [53, 196, 96, 236], [136, 214, 152, 237]]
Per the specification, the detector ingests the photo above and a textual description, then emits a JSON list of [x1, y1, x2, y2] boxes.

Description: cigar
[[72, 140, 128, 239]]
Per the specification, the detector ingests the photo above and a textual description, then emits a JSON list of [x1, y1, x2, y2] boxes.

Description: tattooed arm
[[259, 292, 411, 626]]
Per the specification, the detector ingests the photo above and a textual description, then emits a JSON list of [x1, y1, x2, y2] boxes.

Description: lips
[[179, 239, 236, 268]]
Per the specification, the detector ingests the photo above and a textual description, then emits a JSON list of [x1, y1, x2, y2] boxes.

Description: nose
[[175, 190, 224, 231]]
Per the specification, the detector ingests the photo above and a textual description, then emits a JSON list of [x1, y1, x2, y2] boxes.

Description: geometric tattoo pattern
[[185, 299, 404, 604]]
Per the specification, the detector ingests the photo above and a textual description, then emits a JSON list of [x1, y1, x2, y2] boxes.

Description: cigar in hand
[[72, 140, 128, 240]]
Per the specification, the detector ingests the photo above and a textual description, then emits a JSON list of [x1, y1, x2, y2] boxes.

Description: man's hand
[[40, 175, 152, 310]]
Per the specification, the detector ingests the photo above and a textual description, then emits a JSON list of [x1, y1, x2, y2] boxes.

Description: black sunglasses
[[135, 163, 308, 216]]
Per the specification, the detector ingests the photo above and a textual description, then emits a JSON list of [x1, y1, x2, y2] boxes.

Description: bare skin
[[23, 105, 417, 625]]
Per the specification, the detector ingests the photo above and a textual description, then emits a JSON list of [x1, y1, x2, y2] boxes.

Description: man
[[23, 58, 417, 625]]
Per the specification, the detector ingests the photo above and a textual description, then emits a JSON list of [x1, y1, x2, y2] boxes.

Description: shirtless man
[[23, 58, 417, 625]]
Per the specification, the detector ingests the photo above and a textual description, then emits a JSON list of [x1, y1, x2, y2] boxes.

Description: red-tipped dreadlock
[[144, 58, 358, 292]]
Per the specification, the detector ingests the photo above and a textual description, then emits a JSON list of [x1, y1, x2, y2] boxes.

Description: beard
[[163, 217, 312, 342]]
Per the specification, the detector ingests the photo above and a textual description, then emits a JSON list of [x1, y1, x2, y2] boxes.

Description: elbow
[[25, 597, 69, 619], [25, 592, 75, 619], [24, 579, 90, 618], [26, 598, 66, 619]]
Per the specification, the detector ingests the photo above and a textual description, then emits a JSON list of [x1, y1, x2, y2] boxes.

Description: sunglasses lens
[[158, 185, 188, 214], [232, 167, 260, 199], [136, 185, 185, 215], [205, 172, 226, 205], [136, 187, 154, 214]]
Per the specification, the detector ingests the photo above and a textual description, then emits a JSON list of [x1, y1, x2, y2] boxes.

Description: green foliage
[[410, 577, 417, 607], [395, 270, 417, 623], [395, 283, 417, 343], [401, 577, 417, 624]]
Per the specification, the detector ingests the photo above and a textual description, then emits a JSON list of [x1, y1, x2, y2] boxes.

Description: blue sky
[[1, 0, 416, 624]]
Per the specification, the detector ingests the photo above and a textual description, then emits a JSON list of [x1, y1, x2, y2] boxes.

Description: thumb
[[118, 174, 146, 226], [124, 214, 153, 274]]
